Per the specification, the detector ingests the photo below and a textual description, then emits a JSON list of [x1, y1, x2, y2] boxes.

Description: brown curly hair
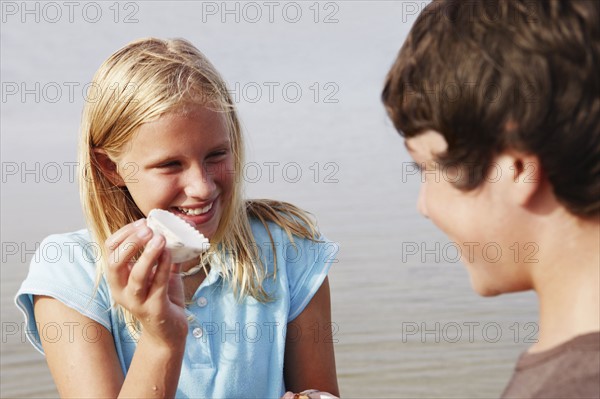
[[382, 0, 599, 218]]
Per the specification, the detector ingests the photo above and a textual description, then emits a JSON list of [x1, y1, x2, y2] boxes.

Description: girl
[[16, 38, 339, 399]]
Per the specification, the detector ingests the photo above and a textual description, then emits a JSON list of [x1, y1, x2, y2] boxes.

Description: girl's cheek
[[217, 159, 236, 184]]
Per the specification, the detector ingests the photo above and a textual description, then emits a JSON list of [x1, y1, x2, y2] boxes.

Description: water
[[1, 2, 538, 397]]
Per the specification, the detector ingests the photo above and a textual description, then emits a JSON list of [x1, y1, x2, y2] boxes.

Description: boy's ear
[[501, 151, 544, 208], [93, 149, 125, 187]]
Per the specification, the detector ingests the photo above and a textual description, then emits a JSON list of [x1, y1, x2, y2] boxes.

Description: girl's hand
[[281, 390, 339, 399], [105, 219, 188, 347]]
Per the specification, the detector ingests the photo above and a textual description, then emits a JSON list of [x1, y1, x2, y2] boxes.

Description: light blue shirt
[[15, 218, 338, 398]]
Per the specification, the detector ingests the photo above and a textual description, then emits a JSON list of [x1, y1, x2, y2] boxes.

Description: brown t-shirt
[[502, 331, 600, 398]]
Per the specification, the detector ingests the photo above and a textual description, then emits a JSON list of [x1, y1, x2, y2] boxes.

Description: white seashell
[[146, 209, 210, 263]]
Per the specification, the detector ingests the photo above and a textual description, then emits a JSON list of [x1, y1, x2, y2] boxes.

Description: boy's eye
[[415, 160, 439, 171], [411, 161, 423, 172]]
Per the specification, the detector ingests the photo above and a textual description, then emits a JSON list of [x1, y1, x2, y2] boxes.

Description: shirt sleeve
[[14, 230, 113, 354], [284, 233, 339, 322]]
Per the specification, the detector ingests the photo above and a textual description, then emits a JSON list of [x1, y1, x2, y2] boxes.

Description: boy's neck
[[529, 215, 600, 353]]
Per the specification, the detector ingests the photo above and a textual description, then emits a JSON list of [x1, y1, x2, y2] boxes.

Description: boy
[[382, 0, 599, 397]]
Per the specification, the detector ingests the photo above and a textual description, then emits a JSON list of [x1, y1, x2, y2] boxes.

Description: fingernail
[[137, 227, 151, 238], [149, 234, 163, 248], [134, 218, 146, 227]]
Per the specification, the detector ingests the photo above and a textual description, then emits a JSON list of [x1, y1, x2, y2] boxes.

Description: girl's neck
[[179, 257, 210, 302], [183, 266, 209, 303]]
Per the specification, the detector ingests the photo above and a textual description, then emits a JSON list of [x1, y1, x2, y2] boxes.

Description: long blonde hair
[[78, 38, 319, 330]]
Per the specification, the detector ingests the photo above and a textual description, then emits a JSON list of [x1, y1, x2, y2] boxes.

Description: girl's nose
[[184, 165, 216, 199]]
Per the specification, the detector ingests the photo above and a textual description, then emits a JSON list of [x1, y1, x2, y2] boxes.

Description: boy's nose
[[417, 184, 429, 218]]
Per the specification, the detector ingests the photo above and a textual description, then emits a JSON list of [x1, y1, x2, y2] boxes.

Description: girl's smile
[[172, 200, 218, 226]]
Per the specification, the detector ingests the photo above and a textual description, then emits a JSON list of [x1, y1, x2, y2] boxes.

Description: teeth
[[177, 203, 212, 216]]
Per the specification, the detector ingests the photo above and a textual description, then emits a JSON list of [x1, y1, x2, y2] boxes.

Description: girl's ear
[[93, 149, 125, 187]]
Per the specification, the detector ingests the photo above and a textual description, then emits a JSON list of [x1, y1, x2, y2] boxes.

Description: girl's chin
[[194, 218, 221, 241]]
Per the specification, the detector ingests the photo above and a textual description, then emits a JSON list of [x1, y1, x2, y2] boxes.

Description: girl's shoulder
[[15, 229, 113, 353], [245, 199, 321, 242], [247, 213, 322, 256], [247, 213, 338, 277], [246, 213, 338, 322], [18, 228, 105, 304], [34, 228, 99, 274]]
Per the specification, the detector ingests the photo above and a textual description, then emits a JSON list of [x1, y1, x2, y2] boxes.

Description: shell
[[146, 209, 210, 263]]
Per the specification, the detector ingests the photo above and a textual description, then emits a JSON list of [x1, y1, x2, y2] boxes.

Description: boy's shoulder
[[502, 331, 600, 398]]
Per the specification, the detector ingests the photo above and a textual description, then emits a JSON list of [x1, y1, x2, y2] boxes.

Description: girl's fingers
[[143, 248, 186, 310], [105, 218, 146, 251], [104, 221, 185, 316], [127, 233, 166, 301], [280, 391, 338, 399], [105, 224, 153, 293], [148, 244, 173, 298], [112, 227, 152, 265]]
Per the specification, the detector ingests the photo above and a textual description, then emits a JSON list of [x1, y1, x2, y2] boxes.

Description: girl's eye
[[208, 150, 228, 161], [157, 161, 181, 168]]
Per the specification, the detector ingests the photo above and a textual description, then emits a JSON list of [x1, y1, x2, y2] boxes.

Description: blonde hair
[[78, 38, 319, 331]]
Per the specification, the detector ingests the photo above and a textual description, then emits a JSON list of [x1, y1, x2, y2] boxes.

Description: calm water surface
[[1, 2, 537, 397]]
